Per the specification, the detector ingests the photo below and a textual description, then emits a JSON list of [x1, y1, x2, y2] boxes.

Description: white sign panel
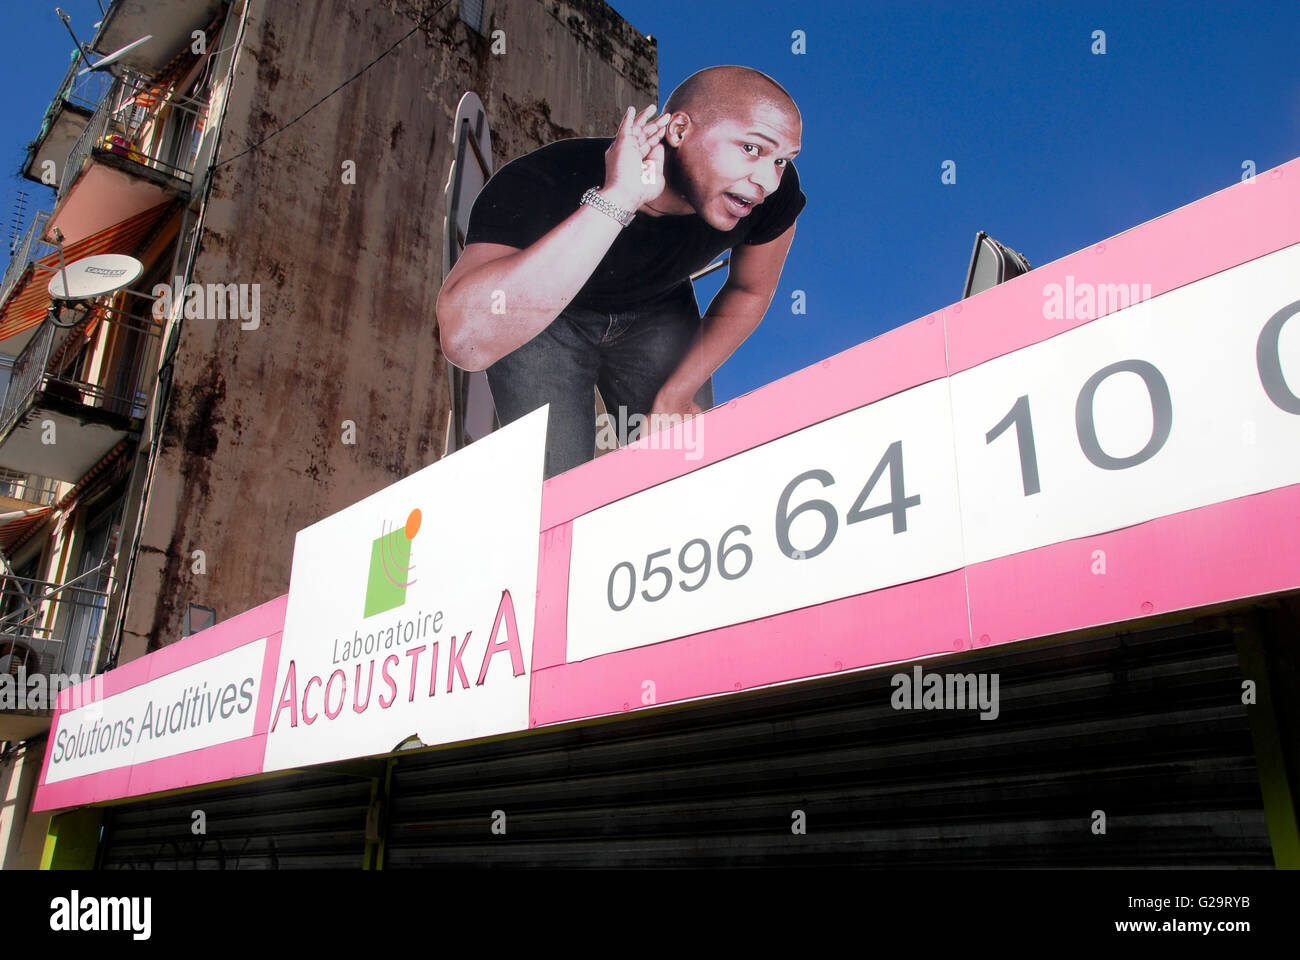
[[44, 639, 266, 784], [952, 242, 1300, 563], [566, 243, 1300, 662], [263, 407, 547, 772], [566, 380, 965, 662]]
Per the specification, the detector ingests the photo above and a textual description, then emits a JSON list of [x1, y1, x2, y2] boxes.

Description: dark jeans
[[486, 283, 714, 480]]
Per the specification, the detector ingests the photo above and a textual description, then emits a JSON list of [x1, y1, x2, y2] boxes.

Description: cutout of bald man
[[436, 65, 805, 479]]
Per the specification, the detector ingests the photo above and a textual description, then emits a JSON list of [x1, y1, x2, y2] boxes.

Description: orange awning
[[0, 506, 52, 553], [0, 200, 175, 346]]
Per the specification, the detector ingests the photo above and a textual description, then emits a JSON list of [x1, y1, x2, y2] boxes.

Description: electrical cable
[[212, 0, 454, 170]]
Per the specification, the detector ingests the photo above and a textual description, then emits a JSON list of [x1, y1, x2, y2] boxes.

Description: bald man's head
[[663, 65, 800, 132], [649, 65, 802, 231]]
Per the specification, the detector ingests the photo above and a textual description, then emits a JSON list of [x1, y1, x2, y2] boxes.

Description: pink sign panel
[[32, 157, 1300, 811], [530, 158, 1300, 726], [32, 596, 286, 812]]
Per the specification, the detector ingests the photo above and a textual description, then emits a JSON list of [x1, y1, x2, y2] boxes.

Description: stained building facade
[[0, 0, 655, 868]]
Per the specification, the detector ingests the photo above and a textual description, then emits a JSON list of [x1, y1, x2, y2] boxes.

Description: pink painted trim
[[253, 632, 283, 742], [33, 763, 134, 812], [530, 572, 971, 726], [533, 483, 1300, 728], [55, 651, 149, 709], [540, 317, 949, 529], [124, 736, 267, 799], [531, 524, 572, 673], [947, 160, 1299, 374], [33, 736, 268, 811], [967, 483, 1300, 648]]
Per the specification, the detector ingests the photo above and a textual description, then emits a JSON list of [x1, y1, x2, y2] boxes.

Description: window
[[459, 0, 488, 36], [61, 494, 122, 676]]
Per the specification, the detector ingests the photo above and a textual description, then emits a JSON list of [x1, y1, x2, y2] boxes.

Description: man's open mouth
[[724, 193, 756, 216]]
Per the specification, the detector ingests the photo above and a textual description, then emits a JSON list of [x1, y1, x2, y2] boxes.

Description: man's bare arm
[[651, 222, 797, 414], [436, 204, 626, 371], [436, 106, 671, 372]]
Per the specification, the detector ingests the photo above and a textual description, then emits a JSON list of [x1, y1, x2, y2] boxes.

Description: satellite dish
[[961, 231, 1032, 299], [56, 8, 152, 76], [77, 34, 154, 75], [46, 254, 143, 300]]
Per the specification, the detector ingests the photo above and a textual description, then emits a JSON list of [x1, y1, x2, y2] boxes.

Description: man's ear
[[665, 111, 692, 147]]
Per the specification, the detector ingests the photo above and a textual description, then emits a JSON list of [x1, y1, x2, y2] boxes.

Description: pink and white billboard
[[34, 409, 549, 810], [34, 156, 1300, 812]]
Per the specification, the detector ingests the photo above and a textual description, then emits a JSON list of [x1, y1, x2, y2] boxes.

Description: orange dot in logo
[[404, 508, 421, 540]]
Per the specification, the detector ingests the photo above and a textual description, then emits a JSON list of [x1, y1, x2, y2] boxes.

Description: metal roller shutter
[[99, 768, 374, 869], [384, 615, 1273, 867]]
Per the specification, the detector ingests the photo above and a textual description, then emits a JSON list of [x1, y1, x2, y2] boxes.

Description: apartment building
[[0, 0, 657, 868]]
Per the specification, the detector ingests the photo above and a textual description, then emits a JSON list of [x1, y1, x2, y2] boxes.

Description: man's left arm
[[649, 222, 797, 422]]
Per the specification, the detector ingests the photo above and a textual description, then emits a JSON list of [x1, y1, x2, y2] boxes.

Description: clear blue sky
[[3, 1, 1298, 402], [611, 0, 1300, 399]]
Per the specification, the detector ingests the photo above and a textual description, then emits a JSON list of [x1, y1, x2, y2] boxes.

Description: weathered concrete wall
[[119, 0, 656, 658], [447, 0, 658, 165]]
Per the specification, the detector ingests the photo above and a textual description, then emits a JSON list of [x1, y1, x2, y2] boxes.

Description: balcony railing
[[0, 321, 55, 434], [0, 468, 61, 506], [0, 307, 150, 439], [58, 54, 117, 113], [60, 70, 208, 198], [0, 209, 54, 309], [0, 562, 112, 681]]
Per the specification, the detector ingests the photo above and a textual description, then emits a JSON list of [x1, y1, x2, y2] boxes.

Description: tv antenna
[[7, 189, 30, 256]]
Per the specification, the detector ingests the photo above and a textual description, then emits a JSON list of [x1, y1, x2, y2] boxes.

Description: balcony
[[0, 563, 113, 741], [94, 0, 227, 77], [44, 67, 208, 252], [21, 54, 115, 188], [0, 211, 54, 322], [0, 468, 63, 510], [0, 302, 153, 483], [65, 69, 210, 196]]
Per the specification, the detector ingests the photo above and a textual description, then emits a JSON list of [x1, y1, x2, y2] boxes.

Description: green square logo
[[363, 509, 421, 618]]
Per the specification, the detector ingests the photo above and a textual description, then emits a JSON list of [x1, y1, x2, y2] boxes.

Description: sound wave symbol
[[378, 517, 416, 588]]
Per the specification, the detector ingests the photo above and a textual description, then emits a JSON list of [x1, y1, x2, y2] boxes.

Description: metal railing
[[0, 320, 54, 435], [60, 56, 116, 113], [60, 70, 209, 198], [0, 305, 153, 439], [0, 562, 113, 682], [26, 53, 116, 164], [0, 468, 61, 506], [0, 209, 54, 309]]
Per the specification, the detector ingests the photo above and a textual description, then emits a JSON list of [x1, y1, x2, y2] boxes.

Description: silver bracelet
[[580, 187, 635, 227]]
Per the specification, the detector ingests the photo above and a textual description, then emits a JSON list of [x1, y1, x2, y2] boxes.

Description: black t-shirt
[[463, 137, 806, 312]]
